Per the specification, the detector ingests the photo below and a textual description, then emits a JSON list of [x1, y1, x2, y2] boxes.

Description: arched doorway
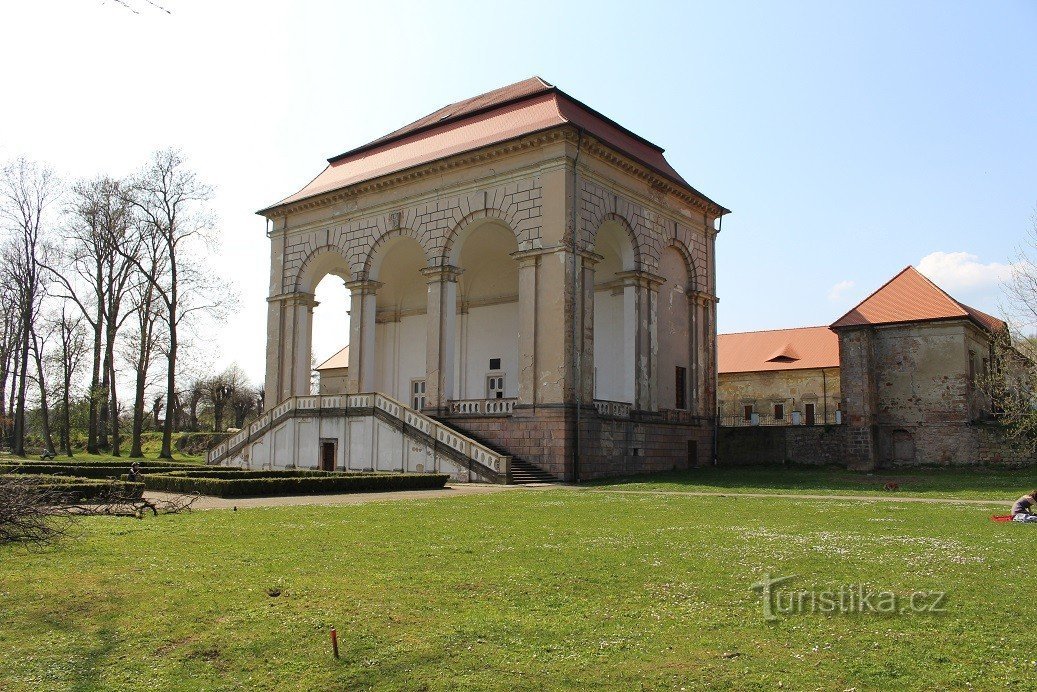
[[369, 236, 428, 405], [452, 221, 520, 402], [592, 219, 637, 404]]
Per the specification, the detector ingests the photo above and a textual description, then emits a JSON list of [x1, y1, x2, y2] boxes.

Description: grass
[[587, 464, 1037, 500], [2, 487, 1036, 690], [2, 432, 205, 464]]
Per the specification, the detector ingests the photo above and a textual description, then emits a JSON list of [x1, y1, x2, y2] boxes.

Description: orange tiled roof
[[314, 345, 349, 371], [830, 266, 1006, 332], [719, 326, 840, 374], [260, 77, 728, 214]]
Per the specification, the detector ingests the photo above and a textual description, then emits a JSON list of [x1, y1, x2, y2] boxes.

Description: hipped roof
[[830, 266, 1006, 333], [259, 77, 728, 215]]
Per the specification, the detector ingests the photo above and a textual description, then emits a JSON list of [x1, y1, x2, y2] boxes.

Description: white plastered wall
[[455, 301, 520, 399], [374, 315, 428, 403]]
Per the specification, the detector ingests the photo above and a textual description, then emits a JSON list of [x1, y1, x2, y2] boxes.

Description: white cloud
[[827, 280, 855, 302], [916, 251, 1014, 293]]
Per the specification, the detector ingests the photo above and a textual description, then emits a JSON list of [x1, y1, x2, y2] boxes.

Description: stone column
[[512, 249, 543, 406], [577, 251, 600, 404], [271, 292, 318, 399], [344, 279, 381, 394], [617, 270, 664, 411], [422, 265, 461, 413]]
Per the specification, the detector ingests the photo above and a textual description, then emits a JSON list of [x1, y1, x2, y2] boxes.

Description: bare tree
[[48, 176, 137, 455], [52, 304, 87, 457], [0, 271, 20, 448], [0, 158, 60, 457], [28, 315, 56, 455], [126, 230, 166, 457], [200, 365, 250, 432], [121, 149, 222, 458]]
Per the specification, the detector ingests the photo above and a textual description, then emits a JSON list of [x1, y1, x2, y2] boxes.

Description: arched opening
[[311, 274, 351, 394], [370, 236, 428, 405], [291, 250, 352, 399], [657, 246, 693, 411], [452, 220, 520, 401], [592, 219, 637, 404]]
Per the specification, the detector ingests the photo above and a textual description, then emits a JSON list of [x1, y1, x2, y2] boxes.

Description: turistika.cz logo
[[751, 573, 947, 621]]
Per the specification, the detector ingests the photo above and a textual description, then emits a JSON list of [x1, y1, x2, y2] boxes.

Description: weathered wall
[[718, 367, 841, 424], [445, 408, 714, 480], [838, 320, 1000, 468], [717, 426, 847, 466]]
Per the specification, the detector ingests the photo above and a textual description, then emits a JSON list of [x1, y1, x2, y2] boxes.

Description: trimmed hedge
[[0, 462, 206, 480], [143, 472, 450, 498], [1, 475, 145, 501]]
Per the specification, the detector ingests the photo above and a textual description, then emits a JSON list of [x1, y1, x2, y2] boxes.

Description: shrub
[[1, 475, 145, 501], [142, 472, 450, 498], [0, 462, 206, 480]]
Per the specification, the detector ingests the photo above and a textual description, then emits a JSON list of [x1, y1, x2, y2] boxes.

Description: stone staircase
[[207, 393, 512, 483], [432, 416, 559, 485]]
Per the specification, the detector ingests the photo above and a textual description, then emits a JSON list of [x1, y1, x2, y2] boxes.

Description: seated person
[[1011, 490, 1037, 523]]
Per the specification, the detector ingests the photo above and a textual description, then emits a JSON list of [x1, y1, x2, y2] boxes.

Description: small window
[[489, 358, 501, 371], [773, 403, 784, 421], [411, 379, 426, 410], [486, 374, 504, 399], [743, 405, 753, 421], [675, 366, 687, 410]]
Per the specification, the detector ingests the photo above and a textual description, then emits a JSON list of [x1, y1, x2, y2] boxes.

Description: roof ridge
[[720, 325, 833, 336], [831, 266, 913, 327]]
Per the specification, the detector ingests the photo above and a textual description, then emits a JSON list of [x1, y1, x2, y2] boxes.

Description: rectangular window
[[805, 402, 816, 426], [486, 374, 504, 399], [743, 405, 753, 421], [675, 366, 687, 410], [489, 358, 501, 371], [411, 379, 426, 410], [773, 403, 784, 421]]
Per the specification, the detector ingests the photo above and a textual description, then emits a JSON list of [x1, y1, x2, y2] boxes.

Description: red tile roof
[[719, 326, 840, 373], [830, 266, 1006, 333], [261, 77, 728, 214]]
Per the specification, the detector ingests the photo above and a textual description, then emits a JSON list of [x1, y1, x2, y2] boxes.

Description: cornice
[[261, 128, 570, 220], [571, 130, 728, 219]]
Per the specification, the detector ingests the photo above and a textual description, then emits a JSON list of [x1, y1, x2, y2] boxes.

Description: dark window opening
[[489, 358, 501, 370], [675, 366, 687, 410], [743, 405, 753, 421], [773, 403, 784, 421]]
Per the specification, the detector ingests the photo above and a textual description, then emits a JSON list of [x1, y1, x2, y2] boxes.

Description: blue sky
[[2, 0, 1034, 381]]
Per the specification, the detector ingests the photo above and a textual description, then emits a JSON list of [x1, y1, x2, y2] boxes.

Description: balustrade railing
[[206, 392, 511, 477], [593, 399, 632, 418], [449, 398, 516, 415]]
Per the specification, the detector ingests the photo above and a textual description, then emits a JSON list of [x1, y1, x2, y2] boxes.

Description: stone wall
[[717, 426, 847, 466], [443, 407, 714, 481], [717, 422, 1036, 468], [718, 367, 841, 425]]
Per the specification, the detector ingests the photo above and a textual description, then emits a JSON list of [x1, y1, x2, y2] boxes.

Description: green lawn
[[2, 488, 1036, 690], [587, 465, 1037, 500]]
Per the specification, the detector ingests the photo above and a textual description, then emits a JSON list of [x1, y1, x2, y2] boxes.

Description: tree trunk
[[30, 332, 55, 455], [86, 300, 103, 454], [106, 326, 120, 456], [161, 326, 176, 458], [12, 311, 30, 457]]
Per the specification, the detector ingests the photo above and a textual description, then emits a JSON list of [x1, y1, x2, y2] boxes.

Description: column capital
[[615, 270, 666, 289], [421, 264, 463, 283], [268, 291, 318, 308], [344, 279, 383, 295], [691, 290, 718, 305]]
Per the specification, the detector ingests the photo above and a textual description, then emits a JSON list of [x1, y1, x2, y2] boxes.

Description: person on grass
[[1011, 490, 1037, 523]]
